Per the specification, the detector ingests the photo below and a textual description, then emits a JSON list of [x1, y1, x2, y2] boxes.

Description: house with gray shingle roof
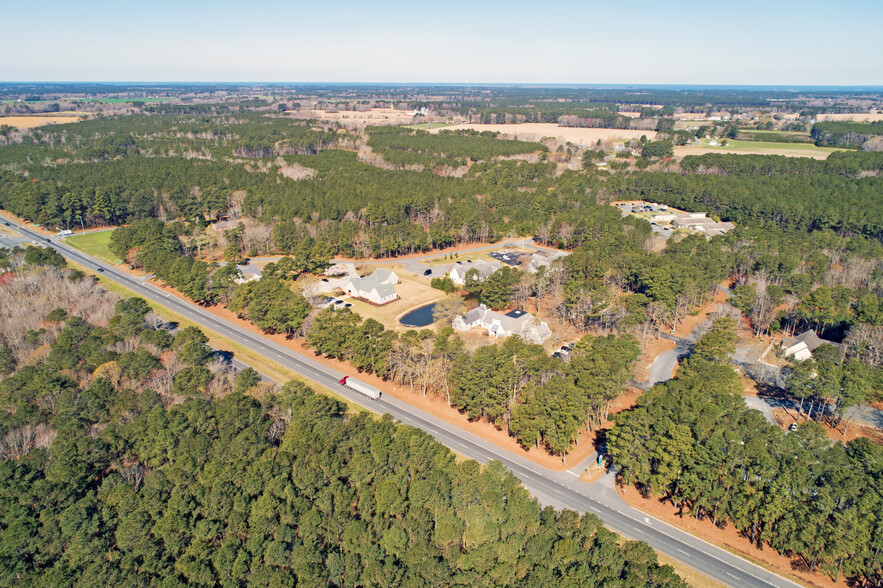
[[345, 269, 399, 305], [782, 330, 837, 361], [449, 259, 502, 285], [453, 304, 551, 344]]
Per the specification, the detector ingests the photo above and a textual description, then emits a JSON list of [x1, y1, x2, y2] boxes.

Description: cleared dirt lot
[[426, 123, 656, 144], [0, 115, 82, 128]]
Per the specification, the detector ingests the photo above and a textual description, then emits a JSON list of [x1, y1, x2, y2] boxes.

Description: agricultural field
[[427, 123, 657, 144], [0, 115, 82, 128], [816, 112, 883, 122], [737, 130, 814, 143], [406, 122, 457, 130], [64, 230, 121, 264], [674, 137, 843, 159]]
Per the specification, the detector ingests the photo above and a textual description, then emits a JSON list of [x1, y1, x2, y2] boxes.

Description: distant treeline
[[366, 127, 546, 168], [680, 151, 883, 176], [608, 163, 883, 239], [455, 105, 657, 129], [737, 130, 815, 144], [811, 121, 883, 148]]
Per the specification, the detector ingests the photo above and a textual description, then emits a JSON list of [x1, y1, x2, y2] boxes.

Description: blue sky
[[2, 0, 881, 84]]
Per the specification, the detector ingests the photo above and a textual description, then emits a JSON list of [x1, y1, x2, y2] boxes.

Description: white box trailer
[[339, 376, 381, 399]]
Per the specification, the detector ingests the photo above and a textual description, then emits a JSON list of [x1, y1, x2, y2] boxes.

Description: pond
[[399, 303, 437, 327]]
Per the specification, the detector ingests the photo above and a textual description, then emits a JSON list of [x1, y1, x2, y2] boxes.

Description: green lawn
[[65, 230, 121, 263], [684, 138, 843, 158], [406, 122, 457, 130]]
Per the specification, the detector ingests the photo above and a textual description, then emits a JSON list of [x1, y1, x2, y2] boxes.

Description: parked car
[[423, 269, 432, 276], [321, 278, 329, 282], [789, 423, 798, 432]]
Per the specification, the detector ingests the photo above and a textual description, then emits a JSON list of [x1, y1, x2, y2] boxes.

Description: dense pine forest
[[608, 318, 883, 585], [0, 254, 685, 586], [2, 85, 883, 585]]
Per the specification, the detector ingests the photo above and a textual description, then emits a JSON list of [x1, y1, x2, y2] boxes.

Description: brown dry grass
[[674, 144, 833, 160], [772, 409, 883, 446], [0, 116, 82, 128], [815, 112, 883, 122], [655, 552, 728, 588], [427, 123, 657, 144], [618, 485, 841, 588], [341, 270, 443, 332], [290, 107, 417, 125]]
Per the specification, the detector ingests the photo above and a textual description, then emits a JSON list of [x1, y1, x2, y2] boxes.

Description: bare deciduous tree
[[432, 295, 466, 327]]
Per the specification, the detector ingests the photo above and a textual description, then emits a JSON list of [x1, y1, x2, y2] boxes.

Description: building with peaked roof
[[527, 250, 568, 274], [345, 269, 399, 305], [233, 263, 262, 285], [452, 305, 552, 344], [449, 259, 502, 285], [782, 330, 837, 361]]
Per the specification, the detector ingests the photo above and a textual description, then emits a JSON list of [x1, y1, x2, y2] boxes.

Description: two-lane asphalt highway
[[1, 215, 801, 588]]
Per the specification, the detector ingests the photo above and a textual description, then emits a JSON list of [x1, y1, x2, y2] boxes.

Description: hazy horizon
[[2, 0, 881, 86]]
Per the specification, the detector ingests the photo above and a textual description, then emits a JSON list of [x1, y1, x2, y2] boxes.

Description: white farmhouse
[[345, 269, 399, 305], [449, 259, 502, 285], [453, 305, 552, 344]]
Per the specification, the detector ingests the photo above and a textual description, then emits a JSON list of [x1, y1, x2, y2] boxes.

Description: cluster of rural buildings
[[614, 201, 736, 238]]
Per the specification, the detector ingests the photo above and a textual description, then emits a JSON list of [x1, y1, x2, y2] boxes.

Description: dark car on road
[[423, 269, 432, 276]]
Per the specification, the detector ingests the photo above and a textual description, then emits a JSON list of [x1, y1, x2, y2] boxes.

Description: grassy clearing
[[406, 122, 457, 130], [715, 139, 839, 154], [65, 231, 120, 264], [65, 259, 368, 414], [676, 138, 842, 159], [738, 130, 814, 143]]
